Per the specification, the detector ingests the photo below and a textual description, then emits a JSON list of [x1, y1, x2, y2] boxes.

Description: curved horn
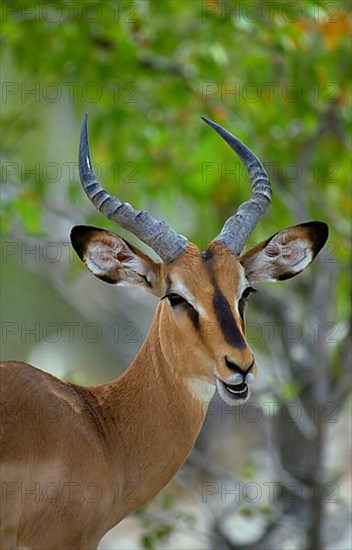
[[78, 114, 188, 263], [201, 117, 272, 255]]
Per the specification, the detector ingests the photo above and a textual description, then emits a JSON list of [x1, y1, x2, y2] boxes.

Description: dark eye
[[241, 286, 256, 300], [166, 293, 187, 307], [164, 292, 199, 328], [238, 287, 256, 318]]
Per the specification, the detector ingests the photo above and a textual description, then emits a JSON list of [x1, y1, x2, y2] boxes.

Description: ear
[[70, 225, 164, 297], [240, 221, 328, 283]]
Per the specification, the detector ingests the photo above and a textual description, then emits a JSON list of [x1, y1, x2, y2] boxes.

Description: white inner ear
[[84, 241, 157, 287], [85, 242, 142, 275], [123, 255, 146, 272], [264, 237, 312, 270], [84, 242, 126, 276], [245, 234, 314, 283]]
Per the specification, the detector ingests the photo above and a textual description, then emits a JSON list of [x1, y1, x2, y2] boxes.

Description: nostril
[[225, 357, 244, 382], [225, 356, 255, 385], [225, 356, 244, 374]]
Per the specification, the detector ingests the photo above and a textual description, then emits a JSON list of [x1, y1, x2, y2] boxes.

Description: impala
[[0, 115, 328, 548]]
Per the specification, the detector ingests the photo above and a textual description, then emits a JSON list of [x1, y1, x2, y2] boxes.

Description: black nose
[[225, 356, 254, 380]]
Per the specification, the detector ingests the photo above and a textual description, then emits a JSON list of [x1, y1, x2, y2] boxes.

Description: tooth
[[227, 385, 247, 395]]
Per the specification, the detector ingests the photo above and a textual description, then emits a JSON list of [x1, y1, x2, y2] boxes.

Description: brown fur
[[0, 221, 328, 548]]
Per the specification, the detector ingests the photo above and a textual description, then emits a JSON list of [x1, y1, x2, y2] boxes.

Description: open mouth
[[216, 378, 250, 406]]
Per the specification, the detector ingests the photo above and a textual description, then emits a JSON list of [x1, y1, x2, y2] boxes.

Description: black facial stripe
[[238, 297, 246, 320], [213, 286, 246, 349], [186, 306, 200, 331]]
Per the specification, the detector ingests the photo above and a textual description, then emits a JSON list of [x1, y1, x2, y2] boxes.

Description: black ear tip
[[70, 225, 80, 241], [305, 221, 329, 256], [70, 225, 98, 259], [314, 221, 329, 245], [320, 222, 329, 245], [70, 226, 85, 260]]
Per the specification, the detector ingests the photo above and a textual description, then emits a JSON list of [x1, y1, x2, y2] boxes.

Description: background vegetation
[[1, 1, 351, 548]]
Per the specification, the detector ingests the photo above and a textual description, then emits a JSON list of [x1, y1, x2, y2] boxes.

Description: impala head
[[71, 115, 328, 405]]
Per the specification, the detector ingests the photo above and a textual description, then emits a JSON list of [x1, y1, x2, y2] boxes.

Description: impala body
[[0, 116, 328, 549]]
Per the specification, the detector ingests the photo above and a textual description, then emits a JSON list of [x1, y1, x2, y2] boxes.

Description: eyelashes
[[161, 292, 194, 310], [238, 286, 256, 319], [162, 292, 200, 329], [241, 286, 256, 300], [166, 292, 188, 307], [162, 287, 256, 320]]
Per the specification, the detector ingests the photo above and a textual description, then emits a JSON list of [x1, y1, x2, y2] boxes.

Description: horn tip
[[79, 113, 92, 178], [201, 116, 216, 127], [80, 113, 90, 152], [81, 113, 88, 135]]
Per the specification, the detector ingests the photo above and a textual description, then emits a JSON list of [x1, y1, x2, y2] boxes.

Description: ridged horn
[[78, 114, 188, 263], [201, 117, 272, 255]]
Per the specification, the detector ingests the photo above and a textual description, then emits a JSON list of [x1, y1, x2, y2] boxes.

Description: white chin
[[216, 378, 250, 406]]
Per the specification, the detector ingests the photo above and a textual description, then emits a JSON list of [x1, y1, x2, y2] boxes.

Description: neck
[[92, 306, 215, 521]]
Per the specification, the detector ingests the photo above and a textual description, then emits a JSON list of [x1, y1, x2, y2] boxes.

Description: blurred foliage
[[1, 1, 350, 253], [1, 0, 350, 409], [0, 1, 351, 547], [135, 489, 197, 549]]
